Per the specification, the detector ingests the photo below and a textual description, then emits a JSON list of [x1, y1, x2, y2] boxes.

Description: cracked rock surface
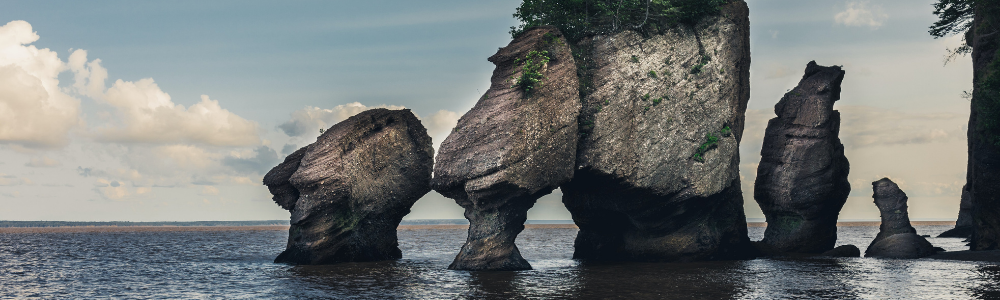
[[753, 61, 851, 254], [264, 108, 433, 265], [562, 1, 755, 262]]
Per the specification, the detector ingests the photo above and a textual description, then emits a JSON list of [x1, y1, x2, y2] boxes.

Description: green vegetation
[[693, 125, 730, 162], [510, 0, 728, 42], [929, 0, 1000, 146], [513, 50, 552, 94], [631, 55, 640, 63], [642, 93, 651, 101], [648, 70, 658, 78], [690, 54, 711, 74], [652, 96, 664, 105]]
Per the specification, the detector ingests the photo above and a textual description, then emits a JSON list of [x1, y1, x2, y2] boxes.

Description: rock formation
[[866, 178, 937, 258], [753, 61, 852, 255], [431, 26, 580, 271], [966, 6, 1000, 251], [938, 186, 973, 238], [264, 108, 434, 265], [560, 1, 755, 261]]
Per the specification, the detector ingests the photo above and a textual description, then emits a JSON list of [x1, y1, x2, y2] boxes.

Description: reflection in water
[[0, 225, 999, 299]]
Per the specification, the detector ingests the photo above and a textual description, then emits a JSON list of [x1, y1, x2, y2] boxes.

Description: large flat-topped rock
[[562, 1, 754, 261]]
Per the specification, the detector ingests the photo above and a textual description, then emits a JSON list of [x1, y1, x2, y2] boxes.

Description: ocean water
[[0, 225, 996, 299]]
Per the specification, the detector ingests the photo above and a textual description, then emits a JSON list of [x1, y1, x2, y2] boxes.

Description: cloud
[[425, 110, 460, 152], [25, 156, 61, 167], [0, 20, 82, 148], [95, 81, 261, 146], [280, 144, 299, 155], [221, 145, 279, 175], [0, 174, 33, 186], [199, 186, 219, 196], [837, 105, 965, 148], [834, 1, 888, 29], [278, 102, 406, 137]]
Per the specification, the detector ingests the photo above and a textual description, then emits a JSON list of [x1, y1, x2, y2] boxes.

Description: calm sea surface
[[0, 225, 996, 299]]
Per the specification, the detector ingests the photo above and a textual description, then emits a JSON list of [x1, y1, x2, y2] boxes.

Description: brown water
[[0, 225, 995, 299]]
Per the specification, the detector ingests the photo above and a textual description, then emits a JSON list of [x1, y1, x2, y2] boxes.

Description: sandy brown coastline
[[0, 221, 957, 233]]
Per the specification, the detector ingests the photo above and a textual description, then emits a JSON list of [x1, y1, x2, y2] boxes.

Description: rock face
[[967, 6, 1000, 251], [866, 178, 937, 258], [938, 186, 973, 238], [264, 108, 434, 265], [431, 26, 580, 270], [753, 61, 851, 254], [820, 245, 860, 257], [560, 1, 754, 261]]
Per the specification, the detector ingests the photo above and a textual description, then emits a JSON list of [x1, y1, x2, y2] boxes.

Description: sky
[[0, 0, 973, 221]]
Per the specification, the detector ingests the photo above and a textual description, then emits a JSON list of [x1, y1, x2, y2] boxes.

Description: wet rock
[[865, 178, 937, 258], [561, 1, 755, 261], [265, 108, 434, 265], [867, 233, 938, 259], [820, 245, 860, 257], [753, 61, 851, 254], [431, 26, 580, 271], [938, 186, 973, 238]]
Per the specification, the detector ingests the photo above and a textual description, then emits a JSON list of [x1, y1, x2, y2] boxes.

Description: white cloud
[[834, 1, 888, 29], [837, 105, 965, 148], [278, 102, 406, 137], [425, 110, 460, 152], [199, 186, 219, 196], [67, 49, 108, 99], [0, 173, 33, 186], [25, 156, 61, 167], [0, 20, 82, 148], [94, 80, 260, 146]]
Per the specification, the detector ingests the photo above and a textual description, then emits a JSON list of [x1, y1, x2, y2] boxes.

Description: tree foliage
[[510, 0, 727, 42], [929, 0, 1000, 146]]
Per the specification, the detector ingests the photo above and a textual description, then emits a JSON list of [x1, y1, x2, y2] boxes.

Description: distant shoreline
[[0, 221, 957, 233]]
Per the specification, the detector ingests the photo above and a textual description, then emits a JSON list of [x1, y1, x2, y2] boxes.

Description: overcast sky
[[0, 0, 972, 221]]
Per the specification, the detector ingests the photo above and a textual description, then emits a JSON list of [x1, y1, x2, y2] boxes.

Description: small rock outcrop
[[938, 186, 973, 238], [753, 61, 851, 255], [561, 1, 754, 262], [866, 178, 938, 258], [431, 26, 580, 271], [264, 108, 434, 265]]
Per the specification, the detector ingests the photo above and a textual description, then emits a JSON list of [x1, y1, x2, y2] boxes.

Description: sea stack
[[264, 108, 434, 265], [753, 61, 852, 255], [561, 1, 755, 261], [866, 178, 937, 258], [431, 26, 580, 271], [965, 8, 1000, 251], [938, 186, 973, 238]]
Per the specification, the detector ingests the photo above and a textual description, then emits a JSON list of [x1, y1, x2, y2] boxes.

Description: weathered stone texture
[[561, 1, 754, 261], [431, 26, 580, 270], [265, 108, 434, 265], [866, 178, 937, 258], [753, 61, 851, 254]]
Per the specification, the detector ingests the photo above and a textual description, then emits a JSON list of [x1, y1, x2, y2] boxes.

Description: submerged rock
[[431, 26, 580, 271], [866, 178, 937, 258], [753, 61, 851, 254], [264, 108, 434, 265], [561, 1, 754, 261]]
